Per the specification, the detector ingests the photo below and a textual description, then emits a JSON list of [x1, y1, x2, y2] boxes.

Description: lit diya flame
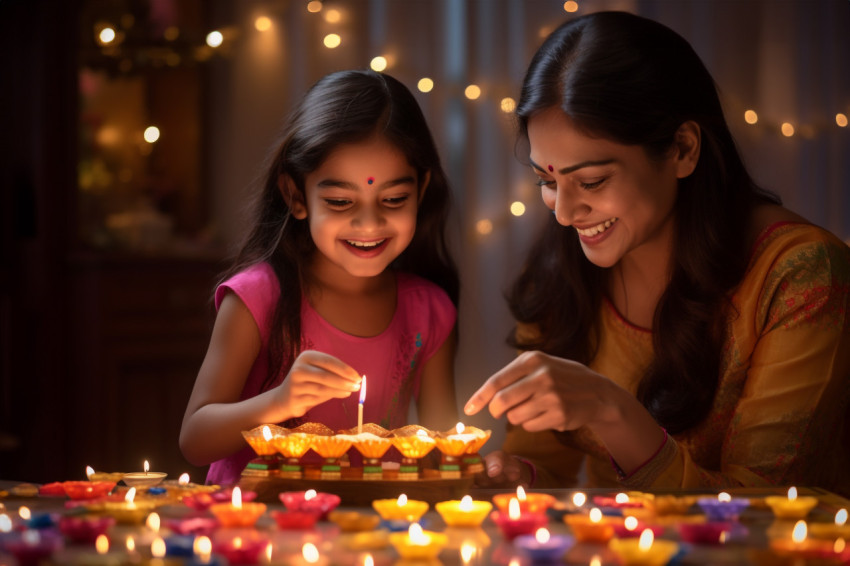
[[146, 513, 160, 532], [302, 542, 320, 563], [194, 536, 212, 561], [572, 492, 587, 507], [788, 486, 798, 501], [718, 492, 732, 503], [590, 555, 602, 566], [0, 514, 12, 533], [86, 466, 95, 480], [836, 509, 849, 526], [638, 528, 654, 551], [615, 492, 630, 505], [126, 535, 136, 553], [397, 494, 408, 507], [589, 507, 603, 523], [262, 425, 272, 442], [232, 486, 243, 509], [125, 488, 137, 505], [517, 485, 527, 502], [836, 539, 846, 554], [18, 506, 31, 521], [459, 495, 473, 512], [456, 422, 465, 434], [305, 489, 317, 501], [95, 534, 109, 554], [535, 527, 550, 544], [509, 498, 521, 520], [143, 460, 150, 474], [624, 516, 639, 531], [408, 522, 430, 545], [792, 520, 807, 544], [364, 554, 375, 566], [151, 537, 166, 558], [178, 473, 191, 486], [460, 544, 476, 563], [265, 543, 273, 562]]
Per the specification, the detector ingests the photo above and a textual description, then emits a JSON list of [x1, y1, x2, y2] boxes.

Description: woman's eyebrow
[[530, 158, 616, 174]]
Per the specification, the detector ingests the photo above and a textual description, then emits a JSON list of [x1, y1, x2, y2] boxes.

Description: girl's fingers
[[298, 350, 363, 384]]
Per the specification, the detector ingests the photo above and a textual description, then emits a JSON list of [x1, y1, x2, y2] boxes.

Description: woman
[[464, 11, 850, 494]]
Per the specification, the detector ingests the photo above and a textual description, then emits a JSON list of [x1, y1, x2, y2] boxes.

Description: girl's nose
[[352, 204, 386, 229]]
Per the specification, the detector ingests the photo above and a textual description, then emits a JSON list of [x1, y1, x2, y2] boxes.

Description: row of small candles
[[2, 475, 849, 566]]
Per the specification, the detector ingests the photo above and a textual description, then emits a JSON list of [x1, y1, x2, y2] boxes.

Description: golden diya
[[241, 424, 286, 477], [373, 494, 430, 522], [493, 485, 557, 515], [609, 527, 680, 566], [390, 425, 437, 480], [300, 423, 353, 480], [459, 425, 491, 476], [338, 423, 393, 480], [765, 487, 819, 521], [99, 487, 160, 525], [435, 495, 493, 528], [270, 426, 314, 479], [434, 423, 480, 479]]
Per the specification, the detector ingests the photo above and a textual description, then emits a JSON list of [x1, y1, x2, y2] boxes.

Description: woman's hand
[[474, 450, 533, 488], [463, 350, 616, 432], [274, 350, 362, 419]]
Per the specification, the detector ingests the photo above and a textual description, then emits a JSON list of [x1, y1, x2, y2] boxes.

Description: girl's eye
[[580, 178, 605, 190], [324, 198, 352, 208], [383, 195, 410, 207]]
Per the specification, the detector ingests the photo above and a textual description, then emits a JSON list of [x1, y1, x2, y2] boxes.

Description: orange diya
[[241, 424, 286, 476], [338, 424, 393, 480], [209, 486, 267, 528], [460, 425, 492, 476], [434, 423, 479, 479], [390, 425, 437, 480], [271, 429, 313, 479], [309, 434, 353, 480], [564, 507, 616, 543]]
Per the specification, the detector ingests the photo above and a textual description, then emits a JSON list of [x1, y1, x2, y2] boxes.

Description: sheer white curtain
[[209, 0, 850, 447]]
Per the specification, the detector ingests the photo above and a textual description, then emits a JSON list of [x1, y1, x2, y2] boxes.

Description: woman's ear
[[674, 121, 701, 179], [418, 170, 431, 204], [278, 174, 307, 219]]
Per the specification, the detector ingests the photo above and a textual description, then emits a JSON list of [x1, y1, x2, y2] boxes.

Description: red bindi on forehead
[[548, 165, 554, 172], [367, 176, 375, 185]]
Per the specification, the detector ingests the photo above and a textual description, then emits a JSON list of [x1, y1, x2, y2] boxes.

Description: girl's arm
[[179, 292, 361, 466], [416, 326, 459, 431]]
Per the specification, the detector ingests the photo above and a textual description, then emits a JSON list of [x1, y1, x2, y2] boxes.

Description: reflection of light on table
[[609, 528, 680, 566]]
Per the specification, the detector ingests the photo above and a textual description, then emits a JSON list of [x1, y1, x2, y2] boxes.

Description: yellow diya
[[391, 425, 437, 480]]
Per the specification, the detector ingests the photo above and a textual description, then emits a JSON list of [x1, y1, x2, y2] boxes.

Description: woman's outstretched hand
[[463, 350, 614, 433], [276, 350, 362, 419]]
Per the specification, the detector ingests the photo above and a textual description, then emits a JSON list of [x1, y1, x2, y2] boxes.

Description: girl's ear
[[278, 174, 307, 219], [674, 121, 701, 179], [418, 170, 431, 204]]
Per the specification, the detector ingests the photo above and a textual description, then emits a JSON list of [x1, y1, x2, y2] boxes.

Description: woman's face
[[292, 134, 423, 280], [526, 107, 682, 269]]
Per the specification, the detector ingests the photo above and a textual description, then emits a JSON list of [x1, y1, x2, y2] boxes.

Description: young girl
[[180, 70, 460, 485]]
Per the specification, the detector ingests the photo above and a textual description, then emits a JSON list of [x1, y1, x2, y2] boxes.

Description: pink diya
[[58, 515, 116, 543], [279, 489, 341, 519], [211, 533, 269, 565], [182, 488, 257, 511], [2, 529, 63, 566], [491, 497, 548, 541], [677, 521, 732, 544], [592, 492, 648, 510], [612, 515, 666, 539], [62, 481, 117, 500], [165, 516, 218, 536], [270, 509, 321, 530]]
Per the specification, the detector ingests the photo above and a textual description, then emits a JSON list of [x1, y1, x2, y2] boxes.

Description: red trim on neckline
[[602, 295, 652, 334]]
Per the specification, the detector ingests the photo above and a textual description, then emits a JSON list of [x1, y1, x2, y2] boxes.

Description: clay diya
[[373, 494, 429, 522], [390, 425, 437, 480], [435, 495, 493, 528], [339, 424, 393, 480], [765, 487, 819, 521], [208, 486, 267, 528], [279, 488, 340, 520]]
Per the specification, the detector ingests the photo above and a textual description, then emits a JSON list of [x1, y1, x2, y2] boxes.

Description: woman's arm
[[416, 326, 459, 431]]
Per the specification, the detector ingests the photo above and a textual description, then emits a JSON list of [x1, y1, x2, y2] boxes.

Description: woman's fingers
[[464, 352, 542, 415]]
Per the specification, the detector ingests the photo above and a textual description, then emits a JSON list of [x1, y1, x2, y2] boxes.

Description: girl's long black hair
[[222, 70, 459, 392], [509, 11, 779, 434]]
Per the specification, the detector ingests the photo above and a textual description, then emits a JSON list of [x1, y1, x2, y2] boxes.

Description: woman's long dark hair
[[509, 11, 779, 434], [222, 70, 459, 392]]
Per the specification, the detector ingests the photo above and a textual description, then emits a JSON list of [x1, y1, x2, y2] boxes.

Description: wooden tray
[[238, 474, 474, 506]]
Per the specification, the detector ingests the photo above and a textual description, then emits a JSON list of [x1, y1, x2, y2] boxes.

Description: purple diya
[[697, 493, 750, 521], [58, 515, 116, 543], [514, 528, 574, 562]]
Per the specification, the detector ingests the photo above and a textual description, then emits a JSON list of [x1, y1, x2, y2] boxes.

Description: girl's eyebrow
[[529, 158, 616, 175], [317, 175, 417, 189]]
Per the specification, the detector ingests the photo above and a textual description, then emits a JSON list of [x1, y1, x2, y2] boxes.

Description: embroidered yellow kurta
[[504, 222, 850, 495]]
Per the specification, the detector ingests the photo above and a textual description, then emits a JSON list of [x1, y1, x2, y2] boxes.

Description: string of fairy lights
[[89, 0, 848, 238]]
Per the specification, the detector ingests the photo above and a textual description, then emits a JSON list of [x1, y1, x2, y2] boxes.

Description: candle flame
[[234, 537, 242, 549], [416, 428, 429, 438], [408, 522, 429, 545], [835, 538, 846, 554], [517, 485, 527, 501], [788, 486, 798, 501], [590, 555, 602, 566], [718, 492, 732, 502], [397, 494, 408, 507], [125, 488, 136, 504], [194, 536, 212, 560], [95, 534, 109, 554], [615, 492, 630, 504], [232, 486, 243, 509], [460, 495, 473, 512], [509, 497, 521, 520], [792, 520, 807, 543], [265, 542, 273, 561], [126, 535, 136, 553], [146, 512, 160, 532], [508, 560, 521, 566], [638, 528, 654, 551], [535, 527, 550, 544], [836, 508, 848, 526], [460, 544, 476, 564], [178, 473, 190, 486], [572, 492, 587, 507], [86, 466, 95, 480], [143, 460, 150, 474], [301, 542, 319, 564], [359, 375, 367, 404], [364, 554, 375, 566], [262, 425, 272, 442], [456, 422, 465, 434], [18, 506, 31, 521], [305, 489, 317, 501], [0, 514, 12, 533], [624, 516, 639, 531], [589, 507, 602, 523], [151, 537, 166, 558]]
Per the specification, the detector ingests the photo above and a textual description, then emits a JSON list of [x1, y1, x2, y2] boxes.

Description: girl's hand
[[474, 450, 533, 488], [463, 350, 616, 432], [275, 350, 362, 419]]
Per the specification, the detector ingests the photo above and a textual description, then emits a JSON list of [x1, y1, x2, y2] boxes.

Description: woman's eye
[[579, 178, 605, 190], [535, 178, 556, 187]]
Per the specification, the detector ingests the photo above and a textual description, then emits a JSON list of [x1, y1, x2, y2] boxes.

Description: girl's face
[[292, 134, 424, 279], [527, 107, 688, 269]]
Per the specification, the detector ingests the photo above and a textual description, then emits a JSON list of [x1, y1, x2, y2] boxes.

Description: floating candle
[[208, 486, 267, 528], [123, 460, 168, 488], [564, 507, 616, 543], [436, 495, 493, 528], [388, 522, 448, 560], [373, 494, 429, 522], [609, 528, 680, 566], [514, 527, 574, 562], [491, 497, 548, 541], [765, 487, 819, 520]]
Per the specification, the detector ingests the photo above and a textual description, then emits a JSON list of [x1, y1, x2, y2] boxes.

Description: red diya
[[165, 516, 218, 536], [62, 481, 117, 500], [270, 509, 321, 530], [279, 489, 341, 520], [183, 488, 257, 511], [613, 516, 667, 539], [58, 515, 116, 543], [212, 533, 268, 565], [38, 482, 67, 497], [491, 497, 548, 541], [389, 425, 437, 480], [677, 521, 732, 544]]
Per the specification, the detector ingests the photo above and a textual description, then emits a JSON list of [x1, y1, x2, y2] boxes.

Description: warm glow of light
[[302, 542, 320, 563], [305, 489, 317, 501], [456, 422, 465, 434], [359, 376, 367, 404], [615, 493, 630, 504], [837, 113, 848, 127], [307, 1, 323, 14], [324, 9, 341, 23], [178, 473, 190, 485], [0, 514, 11, 533], [255, 16, 272, 32], [589, 507, 602, 523], [624, 516, 639, 531], [151, 537, 166, 558], [232, 486, 243, 508], [417, 78, 434, 93], [397, 494, 408, 507], [792, 520, 807, 544], [146, 513, 160, 532], [564, 1, 579, 12], [718, 492, 732, 503], [234, 538, 242, 549], [535, 528, 550, 543], [517, 486, 527, 501], [836, 539, 846, 554], [464, 84, 481, 100], [508, 498, 521, 520], [144, 126, 160, 144], [125, 488, 136, 504], [323, 33, 341, 48], [500, 97, 516, 113], [261, 426, 273, 443], [459, 495, 473, 512], [788, 487, 798, 501], [744, 110, 758, 124], [96, 534, 109, 554], [370, 56, 388, 72], [638, 528, 654, 550], [836, 509, 848, 526], [143, 460, 150, 473], [164, 26, 179, 41], [476, 219, 493, 235], [590, 555, 602, 566], [18, 507, 31, 520], [408, 523, 429, 545], [265, 543, 273, 562], [194, 537, 212, 560], [572, 492, 587, 507], [416, 428, 429, 438], [781, 122, 795, 137], [206, 30, 224, 48], [460, 543, 476, 564], [126, 535, 136, 553], [99, 27, 116, 44], [364, 554, 375, 566], [86, 466, 95, 480], [510, 201, 526, 216]]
